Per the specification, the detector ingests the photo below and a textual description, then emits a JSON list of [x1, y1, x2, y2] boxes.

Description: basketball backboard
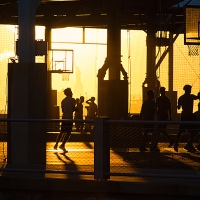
[[185, 6, 200, 44], [49, 49, 74, 73]]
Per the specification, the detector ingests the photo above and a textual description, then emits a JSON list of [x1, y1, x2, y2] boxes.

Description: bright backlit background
[[0, 25, 199, 117]]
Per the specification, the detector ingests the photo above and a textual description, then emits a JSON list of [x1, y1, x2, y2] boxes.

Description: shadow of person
[[54, 152, 80, 180]]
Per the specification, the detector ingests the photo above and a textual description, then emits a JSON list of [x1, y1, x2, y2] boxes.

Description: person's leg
[[150, 125, 160, 151], [161, 129, 175, 147], [54, 122, 65, 149], [174, 127, 183, 152], [139, 127, 148, 151], [59, 122, 73, 152], [195, 127, 200, 150], [79, 116, 84, 133], [184, 128, 198, 152], [54, 132, 63, 149], [150, 125, 160, 152]]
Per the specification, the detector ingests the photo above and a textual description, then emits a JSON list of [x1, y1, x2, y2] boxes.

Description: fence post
[[94, 116, 110, 180]]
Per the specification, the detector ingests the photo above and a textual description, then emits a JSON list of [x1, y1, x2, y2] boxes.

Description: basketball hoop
[[187, 45, 199, 56], [62, 73, 70, 81]]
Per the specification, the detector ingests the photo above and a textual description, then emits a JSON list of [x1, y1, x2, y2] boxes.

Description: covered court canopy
[[0, 0, 194, 32]]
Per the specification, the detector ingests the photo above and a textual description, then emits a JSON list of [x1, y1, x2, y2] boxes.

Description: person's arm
[[192, 93, 200, 100], [168, 100, 172, 120], [177, 97, 181, 110], [86, 99, 91, 104], [198, 92, 200, 99], [95, 104, 98, 116], [153, 101, 157, 120], [140, 103, 144, 120], [72, 98, 77, 112]]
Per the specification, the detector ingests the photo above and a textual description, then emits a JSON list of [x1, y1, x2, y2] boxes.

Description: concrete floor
[[0, 141, 200, 199]]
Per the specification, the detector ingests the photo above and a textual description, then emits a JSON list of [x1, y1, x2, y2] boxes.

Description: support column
[[167, 32, 178, 119], [143, 15, 160, 101], [146, 29, 157, 89], [107, 1, 121, 80], [18, 0, 40, 63], [7, 0, 46, 175], [45, 26, 59, 124], [169, 32, 173, 92], [45, 26, 53, 118], [94, 117, 110, 180], [97, 0, 128, 119], [45, 26, 52, 70]]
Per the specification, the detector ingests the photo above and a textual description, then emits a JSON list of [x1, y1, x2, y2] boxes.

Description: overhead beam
[[155, 24, 184, 70]]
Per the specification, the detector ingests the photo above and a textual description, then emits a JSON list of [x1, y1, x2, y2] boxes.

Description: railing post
[[94, 116, 110, 180]]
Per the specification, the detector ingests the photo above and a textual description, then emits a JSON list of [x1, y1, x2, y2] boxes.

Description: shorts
[[60, 121, 73, 133]]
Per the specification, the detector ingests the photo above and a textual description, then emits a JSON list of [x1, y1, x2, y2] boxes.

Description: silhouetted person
[[54, 88, 76, 153], [192, 101, 200, 151], [85, 97, 97, 132], [75, 98, 80, 113], [153, 87, 174, 148], [74, 96, 84, 132], [174, 85, 200, 152], [139, 89, 157, 152]]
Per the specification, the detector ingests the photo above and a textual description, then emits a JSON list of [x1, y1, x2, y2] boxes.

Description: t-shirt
[[156, 95, 171, 120], [178, 93, 198, 120], [140, 99, 156, 120], [88, 103, 97, 118], [61, 97, 75, 119]]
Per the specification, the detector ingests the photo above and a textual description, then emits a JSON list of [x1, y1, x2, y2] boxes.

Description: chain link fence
[[108, 120, 200, 178], [0, 118, 199, 179]]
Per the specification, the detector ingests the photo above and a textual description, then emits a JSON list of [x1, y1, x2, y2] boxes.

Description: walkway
[[0, 141, 200, 199]]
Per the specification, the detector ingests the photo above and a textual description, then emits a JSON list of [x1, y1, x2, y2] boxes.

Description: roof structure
[[0, 0, 192, 32]]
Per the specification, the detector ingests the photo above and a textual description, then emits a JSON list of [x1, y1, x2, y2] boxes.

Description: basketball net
[[62, 73, 70, 81], [188, 45, 199, 56]]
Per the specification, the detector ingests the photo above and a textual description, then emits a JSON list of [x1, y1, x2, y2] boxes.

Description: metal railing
[[0, 118, 200, 180]]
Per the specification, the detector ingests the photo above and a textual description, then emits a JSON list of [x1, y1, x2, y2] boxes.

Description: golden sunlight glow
[[0, 25, 199, 115]]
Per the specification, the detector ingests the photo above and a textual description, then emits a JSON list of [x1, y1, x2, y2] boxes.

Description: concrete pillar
[[45, 26, 51, 68], [6, 0, 47, 175], [169, 32, 173, 92], [18, 0, 40, 63], [97, 0, 128, 119], [7, 63, 47, 169], [146, 29, 157, 89], [94, 117, 110, 180], [167, 32, 178, 119], [143, 15, 160, 101], [107, 1, 121, 80], [45, 26, 53, 119], [98, 80, 128, 119]]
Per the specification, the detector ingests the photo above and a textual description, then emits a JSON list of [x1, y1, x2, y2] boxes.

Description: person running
[[54, 88, 76, 153], [174, 85, 200, 153], [153, 87, 174, 148]]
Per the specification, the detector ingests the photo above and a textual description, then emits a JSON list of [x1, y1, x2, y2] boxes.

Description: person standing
[[74, 96, 85, 132], [139, 89, 157, 152], [174, 85, 200, 152], [154, 87, 174, 148], [85, 97, 98, 132], [86, 97, 98, 119], [54, 88, 76, 153]]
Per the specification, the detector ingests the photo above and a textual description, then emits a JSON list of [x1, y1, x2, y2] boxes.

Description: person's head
[[75, 98, 80, 103], [147, 89, 154, 99], [91, 97, 95, 102], [80, 96, 84, 103], [64, 88, 73, 97], [183, 84, 192, 94], [160, 87, 166, 95]]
